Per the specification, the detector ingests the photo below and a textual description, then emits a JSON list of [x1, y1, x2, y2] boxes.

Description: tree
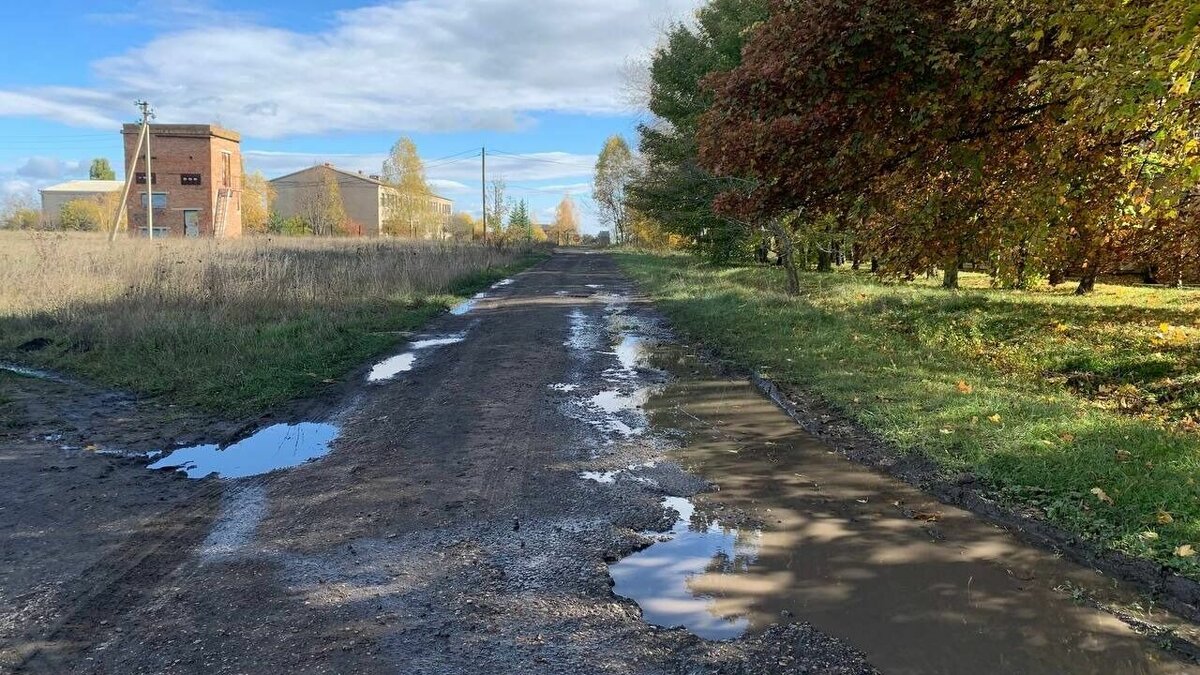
[[1, 193, 40, 230], [382, 137, 437, 237], [447, 212, 478, 241], [485, 178, 510, 241], [241, 170, 275, 234], [593, 135, 639, 244], [89, 158, 115, 181], [507, 199, 532, 241], [629, 0, 768, 262], [296, 167, 348, 236], [547, 195, 582, 245], [59, 199, 107, 231]]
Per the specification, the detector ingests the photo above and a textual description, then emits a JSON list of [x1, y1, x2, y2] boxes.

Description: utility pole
[[481, 146, 487, 243], [136, 100, 156, 240]]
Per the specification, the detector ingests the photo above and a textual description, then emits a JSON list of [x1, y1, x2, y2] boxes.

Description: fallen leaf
[[939, 428, 953, 435], [1140, 531, 1160, 541], [1090, 487, 1114, 505], [1059, 433, 1075, 443], [956, 380, 974, 395], [1157, 511, 1175, 525], [1115, 450, 1133, 463], [988, 414, 1003, 425], [1175, 544, 1196, 558]]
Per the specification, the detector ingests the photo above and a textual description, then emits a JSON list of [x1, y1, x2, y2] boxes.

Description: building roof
[[270, 164, 451, 201], [120, 123, 241, 143], [39, 180, 124, 194]]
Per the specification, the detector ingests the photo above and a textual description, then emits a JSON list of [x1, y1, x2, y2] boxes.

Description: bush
[[58, 199, 106, 231]]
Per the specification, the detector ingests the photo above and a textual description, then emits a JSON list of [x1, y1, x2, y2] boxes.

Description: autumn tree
[[629, 0, 768, 262], [59, 199, 107, 231], [241, 170, 275, 234], [547, 195, 581, 245], [447, 212, 478, 241], [485, 177, 510, 241], [297, 167, 348, 236], [593, 135, 639, 244], [382, 137, 436, 237]]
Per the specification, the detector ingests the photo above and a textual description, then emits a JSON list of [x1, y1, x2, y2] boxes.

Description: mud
[[2, 250, 1195, 674], [620, 348, 1199, 674]]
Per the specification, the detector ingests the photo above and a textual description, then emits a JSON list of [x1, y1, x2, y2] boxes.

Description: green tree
[[89, 158, 116, 181], [629, 0, 767, 262], [382, 137, 436, 237], [593, 135, 639, 244], [507, 199, 532, 241]]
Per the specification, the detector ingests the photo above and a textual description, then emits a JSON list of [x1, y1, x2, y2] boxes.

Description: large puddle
[[148, 422, 339, 479], [609, 348, 1198, 674]]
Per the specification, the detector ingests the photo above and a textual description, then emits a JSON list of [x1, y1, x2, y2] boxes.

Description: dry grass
[[0, 231, 539, 414]]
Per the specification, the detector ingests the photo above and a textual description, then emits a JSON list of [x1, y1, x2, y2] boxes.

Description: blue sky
[[0, 0, 701, 231]]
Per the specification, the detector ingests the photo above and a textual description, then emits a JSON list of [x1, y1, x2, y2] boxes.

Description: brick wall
[[121, 124, 243, 238]]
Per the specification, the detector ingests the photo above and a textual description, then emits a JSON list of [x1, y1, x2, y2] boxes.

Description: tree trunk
[[1141, 265, 1159, 285], [851, 244, 862, 271], [768, 220, 801, 296], [1048, 268, 1065, 286], [870, 257, 879, 274], [1075, 271, 1097, 295], [942, 265, 960, 289], [817, 248, 833, 273], [1014, 239, 1030, 290]]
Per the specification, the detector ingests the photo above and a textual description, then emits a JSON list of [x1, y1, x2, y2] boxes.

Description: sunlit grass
[[0, 231, 541, 415], [619, 252, 1200, 577]]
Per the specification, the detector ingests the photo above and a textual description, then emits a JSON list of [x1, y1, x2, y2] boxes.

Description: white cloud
[[428, 179, 471, 194], [1, 0, 701, 137]]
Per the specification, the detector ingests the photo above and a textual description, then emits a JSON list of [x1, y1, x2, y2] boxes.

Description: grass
[[0, 231, 543, 416], [617, 251, 1200, 577]]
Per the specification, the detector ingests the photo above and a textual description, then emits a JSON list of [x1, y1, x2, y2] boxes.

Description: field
[[0, 231, 540, 416], [618, 252, 1200, 576]]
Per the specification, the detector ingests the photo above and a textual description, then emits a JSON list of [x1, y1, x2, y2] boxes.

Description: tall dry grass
[[0, 231, 534, 413]]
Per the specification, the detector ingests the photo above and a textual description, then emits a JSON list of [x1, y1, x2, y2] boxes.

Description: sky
[[0, 0, 701, 232]]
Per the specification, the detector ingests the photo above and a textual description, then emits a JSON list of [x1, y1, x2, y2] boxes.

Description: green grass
[[0, 249, 544, 417], [618, 251, 1200, 577]]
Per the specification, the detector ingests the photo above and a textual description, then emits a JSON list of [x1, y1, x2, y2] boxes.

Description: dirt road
[[1, 250, 1197, 674]]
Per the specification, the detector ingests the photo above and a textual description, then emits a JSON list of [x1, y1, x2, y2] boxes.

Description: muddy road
[[1, 250, 1197, 674]]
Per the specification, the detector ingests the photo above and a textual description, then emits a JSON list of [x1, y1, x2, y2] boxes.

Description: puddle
[[1, 363, 62, 382], [368, 333, 466, 382], [610, 347, 1199, 674], [580, 470, 619, 484], [549, 383, 579, 393], [492, 278, 515, 287], [611, 496, 758, 640], [368, 353, 418, 381], [147, 423, 339, 479]]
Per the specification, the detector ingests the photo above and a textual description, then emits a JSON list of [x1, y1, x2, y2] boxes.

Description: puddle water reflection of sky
[[610, 496, 759, 640], [148, 423, 339, 479]]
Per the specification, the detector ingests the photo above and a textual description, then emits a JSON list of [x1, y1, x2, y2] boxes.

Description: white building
[[39, 180, 124, 229]]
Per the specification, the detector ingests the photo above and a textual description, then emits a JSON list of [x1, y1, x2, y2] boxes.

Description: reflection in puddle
[[611, 496, 758, 640], [580, 470, 619, 484], [0, 363, 61, 381], [368, 353, 417, 381], [617, 350, 1198, 674], [147, 423, 339, 479], [368, 333, 466, 382]]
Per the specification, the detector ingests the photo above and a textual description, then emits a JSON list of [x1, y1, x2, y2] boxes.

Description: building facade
[[271, 164, 452, 238], [39, 180, 124, 229], [121, 124, 243, 238]]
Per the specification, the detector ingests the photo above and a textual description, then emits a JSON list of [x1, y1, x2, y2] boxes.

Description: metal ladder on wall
[[213, 187, 235, 237]]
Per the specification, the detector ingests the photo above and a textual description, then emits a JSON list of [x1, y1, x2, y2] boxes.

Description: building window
[[135, 172, 157, 185], [140, 192, 168, 209], [181, 173, 202, 186], [137, 226, 170, 238]]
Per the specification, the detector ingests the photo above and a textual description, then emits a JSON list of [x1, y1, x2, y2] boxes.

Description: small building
[[271, 164, 453, 238], [39, 180, 123, 229], [121, 123, 243, 238]]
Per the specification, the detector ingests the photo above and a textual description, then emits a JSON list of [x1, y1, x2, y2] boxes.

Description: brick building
[[121, 124, 243, 238]]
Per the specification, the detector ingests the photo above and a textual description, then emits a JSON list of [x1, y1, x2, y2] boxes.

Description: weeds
[[0, 231, 541, 415]]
